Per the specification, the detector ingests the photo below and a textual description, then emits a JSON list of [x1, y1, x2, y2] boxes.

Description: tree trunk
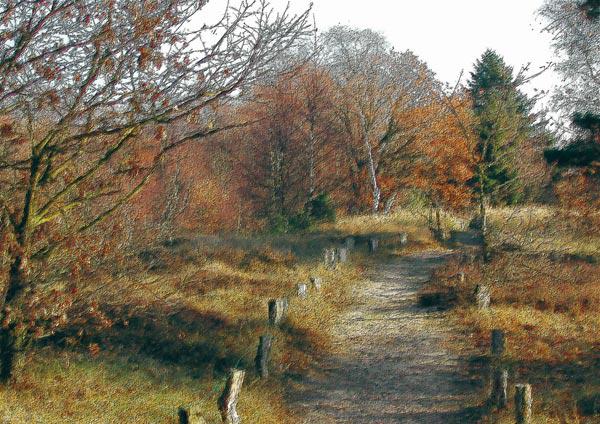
[[383, 192, 397, 215], [478, 168, 490, 263], [0, 254, 28, 383], [362, 133, 380, 214], [0, 327, 18, 383], [428, 205, 434, 229], [307, 116, 317, 202]]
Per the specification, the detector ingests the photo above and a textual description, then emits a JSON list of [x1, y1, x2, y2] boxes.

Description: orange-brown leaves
[[405, 96, 476, 210]]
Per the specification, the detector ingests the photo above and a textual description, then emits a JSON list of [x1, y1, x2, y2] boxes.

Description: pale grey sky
[[205, 1, 559, 97]]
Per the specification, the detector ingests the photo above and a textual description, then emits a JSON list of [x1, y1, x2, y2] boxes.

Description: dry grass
[[487, 206, 600, 259], [0, 233, 361, 423], [420, 206, 600, 422], [329, 209, 441, 254]]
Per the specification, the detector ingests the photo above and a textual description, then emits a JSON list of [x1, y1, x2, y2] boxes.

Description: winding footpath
[[290, 251, 484, 423]]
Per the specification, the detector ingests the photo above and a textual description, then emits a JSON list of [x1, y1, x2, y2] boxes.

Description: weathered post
[[178, 405, 206, 424], [515, 384, 532, 424], [218, 369, 245, 424], [489, 369, 508, 409], [399, 232, 408, 245], [255, 335, 273, 379], [462, 252, 478, 265], [310, 276, 322, 291], [369, 237, 379, 253], [337, 247, 348, 263], [268, 298, 288, 325], [474, 284, 491, 309], [323, 248, 331, 267], [324, 248, 337, 269], [491, 329, 505, 356], [297, 283, 308, 299], [345, 236, 355, 250]]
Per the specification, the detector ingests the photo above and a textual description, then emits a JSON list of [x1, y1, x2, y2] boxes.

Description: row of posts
[[179, 232, 412, 423], [460, 264, 533, 424], [179, 237, 365, 423], [487, 329, 532, 424]]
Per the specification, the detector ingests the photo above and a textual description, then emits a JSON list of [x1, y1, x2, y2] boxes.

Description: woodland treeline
[[0, 0, 598, 383], [144, 34, 551, 236]]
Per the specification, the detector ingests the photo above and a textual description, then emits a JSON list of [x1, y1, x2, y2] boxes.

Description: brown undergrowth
[[0, 210, 423, 423], [0, 234, 360, 423], [419, 207, 600, 423]]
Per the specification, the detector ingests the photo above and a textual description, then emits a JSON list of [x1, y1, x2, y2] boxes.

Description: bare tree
[[0, 0, 311, 381], [322, 26, 437, 213], [539, 0, 600, 118]]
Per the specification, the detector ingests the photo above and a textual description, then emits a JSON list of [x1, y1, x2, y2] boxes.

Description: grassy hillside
[[0, 212, 427, 423], [420, 206, 600, 423]]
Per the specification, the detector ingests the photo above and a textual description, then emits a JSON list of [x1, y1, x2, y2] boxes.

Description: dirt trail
[[290, 250, 484, 423]]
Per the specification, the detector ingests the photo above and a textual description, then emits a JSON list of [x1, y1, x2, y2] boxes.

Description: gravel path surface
[[289, 251, 484, 423]]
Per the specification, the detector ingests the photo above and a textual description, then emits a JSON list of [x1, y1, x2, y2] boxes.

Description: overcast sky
[[204, 1, 559, 98]]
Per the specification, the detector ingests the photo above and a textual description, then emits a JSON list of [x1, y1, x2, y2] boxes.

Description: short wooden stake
[[399, 232, 408, 245], [268, 298, 288, 325], [297, 283, 308, 299], [515, 384, 532, 424], [345, 236, 355, 250], [310, 276, 322, 291], [474, 284, 491, 309], [491, 329, 505, 356], [178, 405, 206, 424], [369, 238, 379, 253], [255, 335, 273, 378], [489, 369, 508, 409], [337, 247, 348, 263], [324, 248, 337, 269], [218, 369, 245, 424]]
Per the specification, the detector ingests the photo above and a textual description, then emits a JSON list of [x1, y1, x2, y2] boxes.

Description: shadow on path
[[288, 251, 486, 423]]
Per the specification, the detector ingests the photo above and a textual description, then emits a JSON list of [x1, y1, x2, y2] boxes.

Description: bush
[[288, 212, 312, 231], [306, 193, 336, 223], [269, 193, 336, 233], [268, 213, 290, 234]]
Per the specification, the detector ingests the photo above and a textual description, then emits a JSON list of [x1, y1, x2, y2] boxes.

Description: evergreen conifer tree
[[468, 49, 534, 205]]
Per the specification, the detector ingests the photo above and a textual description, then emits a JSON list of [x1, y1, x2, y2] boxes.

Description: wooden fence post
[[255, 335, 273, 379], [218, 369, 245, 424], [491, 329, 505, 356], [268, 298, 288, 325], [515, 384, 532, 424], [345, 236, 355, 250], [399, 232, 408, 245], [324, 248, 337, 269], [178, 405, 206, 424], [489, 369, 508, 409], [369, 238, 379, 253], [337, 247, 348, 263], [474, 284, 491, 309], [310, 276, 322, 291], [297, 283, 308, 299]]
